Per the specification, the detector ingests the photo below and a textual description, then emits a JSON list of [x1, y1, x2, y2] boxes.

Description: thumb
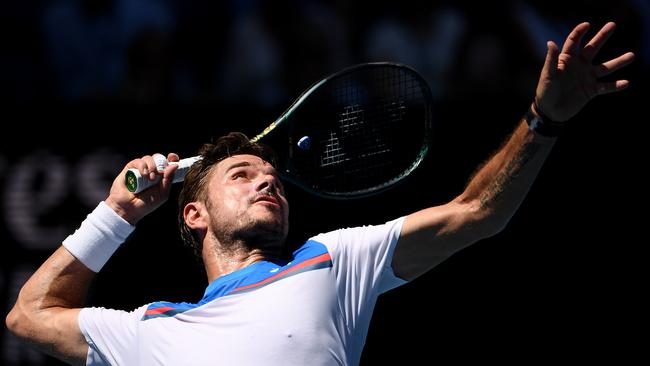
[[542, 41, 559, 80]]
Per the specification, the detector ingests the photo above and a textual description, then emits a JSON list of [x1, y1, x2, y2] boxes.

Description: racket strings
[[316, 68, 424, 190], [286, 64, 431, 196]]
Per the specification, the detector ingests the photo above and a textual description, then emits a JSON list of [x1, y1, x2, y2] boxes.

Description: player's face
[[206, 154, 289, 248]]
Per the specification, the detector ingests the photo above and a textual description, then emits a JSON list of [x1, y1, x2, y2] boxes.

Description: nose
[[255, 173, 280, 194]]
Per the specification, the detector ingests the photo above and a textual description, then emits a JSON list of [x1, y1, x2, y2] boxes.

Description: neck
[[202, 240, 280, 284]]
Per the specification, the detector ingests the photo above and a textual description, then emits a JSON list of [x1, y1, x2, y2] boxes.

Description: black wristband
[[524, 103, 564, 137]]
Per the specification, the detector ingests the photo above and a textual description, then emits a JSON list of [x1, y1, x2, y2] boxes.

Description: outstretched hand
[[534, 22, 635, 122]]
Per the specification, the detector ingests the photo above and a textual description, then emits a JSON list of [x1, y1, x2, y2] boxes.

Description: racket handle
[[125, 156, 201, 194]]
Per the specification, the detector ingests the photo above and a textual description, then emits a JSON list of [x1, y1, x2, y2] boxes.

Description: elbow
[[462, 199, 512, 239], [6, 297, 35, 340], [480, 218, 510, 238], [465, 217, 507, 242], [6, 304, 24, 337]]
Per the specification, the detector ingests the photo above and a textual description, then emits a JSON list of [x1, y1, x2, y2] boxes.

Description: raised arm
[[5, 153, 179, 364], [392, 22, 635, 281]]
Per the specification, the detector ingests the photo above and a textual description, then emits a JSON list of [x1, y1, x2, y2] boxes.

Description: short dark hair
[[178, 132, 277, 261]]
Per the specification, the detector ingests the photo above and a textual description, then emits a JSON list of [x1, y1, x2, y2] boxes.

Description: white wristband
[[62, 201, 136, 272]]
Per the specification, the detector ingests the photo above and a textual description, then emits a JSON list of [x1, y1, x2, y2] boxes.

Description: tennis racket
[[126, 62, 433, 199]]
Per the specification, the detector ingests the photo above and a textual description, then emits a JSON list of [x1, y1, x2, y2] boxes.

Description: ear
[[184, 201, 208, 230]]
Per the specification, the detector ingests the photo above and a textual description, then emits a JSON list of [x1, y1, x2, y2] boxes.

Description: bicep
[[55, 308, 89, 364], [8, 307, 89, 365], [42, 308, 89, 365], [392, 201, 485, 281]]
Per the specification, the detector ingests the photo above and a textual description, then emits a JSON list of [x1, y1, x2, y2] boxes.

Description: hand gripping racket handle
[[125, 156, 201, 194]]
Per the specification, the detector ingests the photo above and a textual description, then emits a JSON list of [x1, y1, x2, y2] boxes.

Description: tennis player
[[7, 22, 633, 365]]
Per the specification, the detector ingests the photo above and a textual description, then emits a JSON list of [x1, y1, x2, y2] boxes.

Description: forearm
[[14, 247, 94, 313], [458, 119, 556, 232], [11, 200, 133, 316]]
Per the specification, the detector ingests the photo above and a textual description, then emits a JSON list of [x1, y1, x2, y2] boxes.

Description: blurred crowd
[[3, 0, 647, 108]]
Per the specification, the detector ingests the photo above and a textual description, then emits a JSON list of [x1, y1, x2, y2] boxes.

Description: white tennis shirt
[[79, 217, 406, 365]]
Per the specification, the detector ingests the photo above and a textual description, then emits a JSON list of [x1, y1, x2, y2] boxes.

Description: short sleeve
[[312, 216, 407, 315], [78, 305, 148, 365]]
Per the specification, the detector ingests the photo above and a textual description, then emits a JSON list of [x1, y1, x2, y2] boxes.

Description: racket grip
[[125, 156, 202, 194]]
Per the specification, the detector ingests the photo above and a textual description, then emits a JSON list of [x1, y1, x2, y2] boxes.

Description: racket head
[[256, 62, 433, 199]]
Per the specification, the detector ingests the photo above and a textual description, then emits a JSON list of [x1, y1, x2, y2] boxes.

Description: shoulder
[[311, 216, 405, 240], [307, 216, 406, 253]]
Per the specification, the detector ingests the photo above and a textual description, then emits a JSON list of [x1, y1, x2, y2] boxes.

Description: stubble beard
[[210, 207, 287, 255]]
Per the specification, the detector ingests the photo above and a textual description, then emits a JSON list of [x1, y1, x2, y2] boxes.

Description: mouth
[[254, 195, 280, 207]]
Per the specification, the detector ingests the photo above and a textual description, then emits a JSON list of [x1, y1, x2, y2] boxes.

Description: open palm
[[535, 22, 635, 122]]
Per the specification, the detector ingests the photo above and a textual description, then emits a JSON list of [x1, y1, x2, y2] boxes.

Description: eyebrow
[[223, 160, 281, 182], [224, 161, 252, 173]]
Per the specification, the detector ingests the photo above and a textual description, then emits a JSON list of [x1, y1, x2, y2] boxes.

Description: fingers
[[159, 156, 180, 192], [167, 152, 180, 162], [159, 167, 175, 192], [561, 22, 590, 56], [130, 153, 180, 181], [158, 153, 180, 188], [595, 52, 635, 77], [596, 80, 629, 96], [582, 22, 616, 62], [129, 155, 158, 181]]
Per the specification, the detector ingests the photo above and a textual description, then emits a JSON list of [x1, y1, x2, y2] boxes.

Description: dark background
[[1, 0, 647, 364]]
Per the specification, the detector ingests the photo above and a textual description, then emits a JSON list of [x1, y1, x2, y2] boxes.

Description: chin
[[243, 215, 286, 238]]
